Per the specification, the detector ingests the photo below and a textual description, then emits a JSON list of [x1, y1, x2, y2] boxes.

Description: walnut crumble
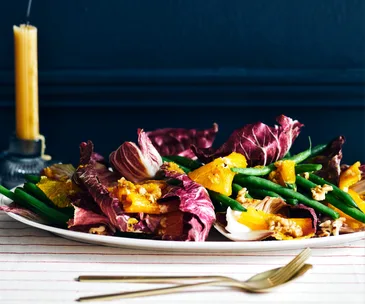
[[318, 217, 346, 237], [236, 187, 249, 204], [89, 226, 108, 235], [267, 215, 303, 238], [311, 184, 333, 201]]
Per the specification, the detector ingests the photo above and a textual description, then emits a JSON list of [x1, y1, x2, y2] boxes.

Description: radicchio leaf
[[192, 115, 303, 167], [161, 170, 216, 241], [67, 205, 116, 235], [76, 141, 129, 231], [310, 136, 345, 184], [0, 204, 46, 223], [75, 141, 184, 239], [146, 123, 218, 158], [110, 129, 163, 183]]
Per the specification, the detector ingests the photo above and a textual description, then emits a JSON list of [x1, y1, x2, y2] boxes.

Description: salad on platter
[[1, 114, 365, 242]]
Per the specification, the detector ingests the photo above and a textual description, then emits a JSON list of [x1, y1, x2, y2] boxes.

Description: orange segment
[[269, 160, 296, 186], [188, 152, 247, 196], [237, 207, 314, 240], [339, 161, 361, 191], [237, 207, 268, 230], [331, 161, 365, 229], [348, 189, 365, 213]]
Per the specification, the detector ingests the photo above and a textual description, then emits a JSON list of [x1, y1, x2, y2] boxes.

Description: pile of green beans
[[234, 175, 339, 219], [0, 184, 70, 228], [163, 140, 365, 223], [296, 176, 365, 223], [0, 175, 74, 227], [231, 143, 327, 176]]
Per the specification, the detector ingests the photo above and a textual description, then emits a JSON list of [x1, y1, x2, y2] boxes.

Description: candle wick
[[26, 0, 33, 24]]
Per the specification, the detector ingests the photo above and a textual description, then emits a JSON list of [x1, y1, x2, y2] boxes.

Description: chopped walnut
[[116, 177, 163, 204], [89, 226, 108, 235], [311, 184, 333, 201], [236, 187, 248, 204], [318, 217, 346, 237], [266, 215, 303, 238]]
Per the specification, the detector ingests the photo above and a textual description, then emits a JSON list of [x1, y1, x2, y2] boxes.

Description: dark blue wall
[[0, 0, 364, 165]]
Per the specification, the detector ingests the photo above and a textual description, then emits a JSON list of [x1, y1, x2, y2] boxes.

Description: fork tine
[[269, 257, 309, 286], [269, 248, 311, 285], [268, 248, 311, 284], [270, 248, 311, 279], [272, 248, 311, 280]]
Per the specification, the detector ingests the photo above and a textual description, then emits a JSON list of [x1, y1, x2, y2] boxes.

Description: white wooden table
[[1, 211, 365, 304]]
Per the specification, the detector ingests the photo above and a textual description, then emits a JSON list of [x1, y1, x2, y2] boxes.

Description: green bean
[[296, 175, 365, 223], [234, 175, 339, 219], [0, 185, 16, 201], [308, 173, 359, 209], [231, 143, 328, 176], [22, 183, 75, 218], [208, 190, 246, 212], [162, 155, 202, 170], [23, 182, 54, 207], [232, 183, 242, 196], [14, 188, 70, 228], [286, 198, 299, 205], [326, 194, 365, 223], [309, 143, 329, 157], [248, 188, 283, 199], [295, 164, 322, 174], [286, 183, 297, 192], [231, 165, 274, 176]]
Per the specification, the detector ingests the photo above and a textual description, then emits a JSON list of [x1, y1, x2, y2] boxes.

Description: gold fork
[[76, 248, 311, 302]]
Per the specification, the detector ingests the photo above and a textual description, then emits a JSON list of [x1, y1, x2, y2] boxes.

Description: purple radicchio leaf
[[192, 115, 303, 167], [310, 136, 345, 184], [146, 123, 218, 158], [161, 170, 216, 241], [75, 141, 131, 231], [0, 203, 46, 223], [79, 140, 104, 165], [76, 141, 187, 240], [67, 205, 116, 235], [109, 129, 163, 183], [114, 213, 185, 240], [75, 141, 119, 188], [360, 165, 365, 180]]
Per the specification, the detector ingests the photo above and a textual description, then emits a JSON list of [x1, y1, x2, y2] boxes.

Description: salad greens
[[1, 114, 365, 242]]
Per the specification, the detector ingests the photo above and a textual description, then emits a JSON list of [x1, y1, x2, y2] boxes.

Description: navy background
[[0, 0, 364, 165]]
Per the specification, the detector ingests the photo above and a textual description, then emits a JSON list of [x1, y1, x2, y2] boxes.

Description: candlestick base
[[0, 135, 56, 189]]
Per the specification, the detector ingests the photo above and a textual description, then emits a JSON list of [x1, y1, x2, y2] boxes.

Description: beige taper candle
[[13, 24, 40, 140]]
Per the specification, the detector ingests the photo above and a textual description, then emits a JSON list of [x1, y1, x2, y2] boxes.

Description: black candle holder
[[0, 134, 54, 189]]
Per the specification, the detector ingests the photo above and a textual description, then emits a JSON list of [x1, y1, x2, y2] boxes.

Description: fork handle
[[76, 280, 230, 302], [77, 275, 223, 283]]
